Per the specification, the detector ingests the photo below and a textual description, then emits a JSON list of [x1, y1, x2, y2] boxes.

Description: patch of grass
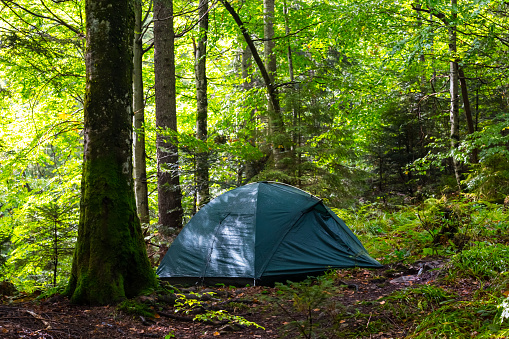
[[448, 243, 509, 280], [380, 285, 457, 325], [390, 285, 456, 305], [410, 301, 506, 338], [348, 198, 509, 267]]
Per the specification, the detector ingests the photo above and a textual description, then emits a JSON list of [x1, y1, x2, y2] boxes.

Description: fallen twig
[[26, 310, 51, 329]]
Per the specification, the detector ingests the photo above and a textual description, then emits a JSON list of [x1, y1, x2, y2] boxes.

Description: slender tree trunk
[[154, 0, 183, 233], [53, 219, 58, 287], [283, 0, 300, 182], [264, 0, 284, 169], [458, 67, 478, 163], [195, 0, 209, 209], [449, 0, 461, 191], [133, 0, 150, 225], [242, 45, 259, 182], [66, 0, 155, 305]]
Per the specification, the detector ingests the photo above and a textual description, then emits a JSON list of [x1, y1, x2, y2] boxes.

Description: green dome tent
[[156, 182, 382, 285]]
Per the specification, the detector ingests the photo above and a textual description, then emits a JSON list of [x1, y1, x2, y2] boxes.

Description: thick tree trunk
[[133, 0, 150, 225], [66, 0, 155, 305], [154, 0, 183, 233], [449, 0, 461, 191], [195, 0, 209, 209]]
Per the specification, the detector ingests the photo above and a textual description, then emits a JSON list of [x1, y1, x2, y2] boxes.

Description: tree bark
[[195, 0, 209, 209], [449, 0, 461, 191], [242, 45, 259, 182], [283, 0, 300, 182], [154, 0, 183, 233], [133, 0, 150, 225], [263, 0, 285, 169], [458, 67, 478, 163], [66, 0, 155, 305]]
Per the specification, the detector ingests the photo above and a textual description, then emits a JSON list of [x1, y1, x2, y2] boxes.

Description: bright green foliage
[[174, 292, 208, 315], [194, 310, 264, 329], [8, 201, 77, 289], [174, 292, 264, 329], [0, 0, 84, 290]]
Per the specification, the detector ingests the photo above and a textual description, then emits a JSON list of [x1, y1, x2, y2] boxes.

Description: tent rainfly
[[157, 182, 382, 285]]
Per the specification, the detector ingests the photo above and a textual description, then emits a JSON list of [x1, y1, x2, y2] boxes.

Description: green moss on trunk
[[66, 0, 155, 305]]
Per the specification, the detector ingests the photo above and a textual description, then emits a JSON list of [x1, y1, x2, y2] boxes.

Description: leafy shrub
[[417, 198, 472, 250], [174, 292, 263, 329]]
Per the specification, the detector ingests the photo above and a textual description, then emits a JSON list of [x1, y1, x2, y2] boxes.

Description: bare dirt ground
[[0, 259, 475, 338]]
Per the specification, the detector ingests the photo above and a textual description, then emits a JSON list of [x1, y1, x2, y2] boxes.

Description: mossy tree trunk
[[154, 0, 183, 233], [449, 0, 462, 191], [66, 0, 156, 305]]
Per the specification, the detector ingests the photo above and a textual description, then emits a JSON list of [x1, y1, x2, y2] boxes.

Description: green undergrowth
[[344, 196, 509, 264], [410, 300, 507, 338], [261, 274, 347, 338], [447, 243, 509, 281], [333, 198, 509, 337], [378, 285, 457, 327]]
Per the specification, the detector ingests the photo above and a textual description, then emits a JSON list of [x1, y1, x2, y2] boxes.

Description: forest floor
[[0, 258, 481, 339]]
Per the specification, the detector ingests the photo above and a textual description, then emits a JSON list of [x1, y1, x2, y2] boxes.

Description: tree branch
[[1, 0, 83, 37], [218, 0, 280, 114]]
